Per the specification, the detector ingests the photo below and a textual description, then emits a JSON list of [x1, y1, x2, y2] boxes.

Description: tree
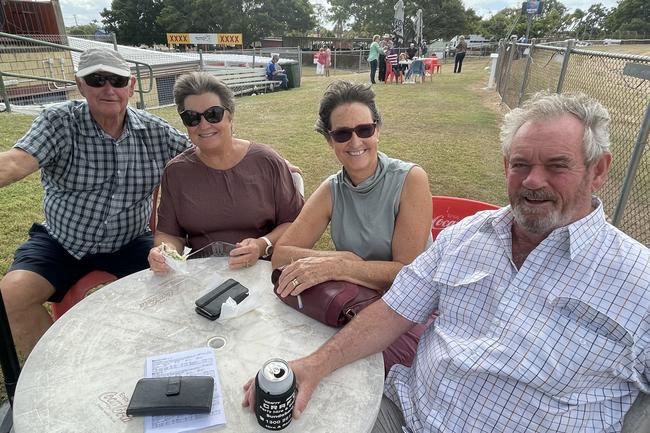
[[328, 0, 467, 41], [606, 0, 650, 35], [405, 0, 467, 41], [328, 0, 393, 37], [464, 8, 482, 36], [67, 21, 100, 36], [570, 4, 608, 39], [243, 0, 315, 39], [478, 8, 521, 40], [157, 0, 315, 46], [157, 0, 244, 33], [103, 0, 314, 47], [101, 0, 165, 45]]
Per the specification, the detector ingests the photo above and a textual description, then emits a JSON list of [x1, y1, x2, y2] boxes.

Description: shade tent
[[393, 0, 404, 47], [415, 9, 423, 53]]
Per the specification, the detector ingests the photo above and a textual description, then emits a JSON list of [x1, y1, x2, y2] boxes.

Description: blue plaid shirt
[[384, 198, 650, 433], [15, 101, 190, 259]]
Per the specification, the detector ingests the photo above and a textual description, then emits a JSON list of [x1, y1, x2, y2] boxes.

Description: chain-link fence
[[0, 33, 305, 112], [0, 32, 161, 110], [495, 37, 650, 246], [0, 33, 78, 107]]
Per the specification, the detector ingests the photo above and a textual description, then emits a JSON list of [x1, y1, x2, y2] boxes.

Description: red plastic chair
[[422, 57, 441, 81], [431, 195, 499, 240], [384, 59, 396, 83], [51, 187, 160, 320]]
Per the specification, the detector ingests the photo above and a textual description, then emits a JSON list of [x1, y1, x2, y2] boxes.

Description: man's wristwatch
[[261, 236, 273, 258]]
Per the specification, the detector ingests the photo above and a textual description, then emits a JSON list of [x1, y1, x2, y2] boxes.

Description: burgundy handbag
[[271, 267, 381, 327]]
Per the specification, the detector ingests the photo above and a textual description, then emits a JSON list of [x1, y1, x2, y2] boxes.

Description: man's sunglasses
[[83, 73, 130, 88], [328, 122, 377, 143], [179, 106, 229, 127]]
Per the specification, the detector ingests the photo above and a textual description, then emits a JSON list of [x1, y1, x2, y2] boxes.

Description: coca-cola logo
[[432, 215, 460, 229], [97, 391, 132, 423]]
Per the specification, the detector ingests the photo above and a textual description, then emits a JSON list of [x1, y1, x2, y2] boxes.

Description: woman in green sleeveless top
[[272, 80, 433, 374]]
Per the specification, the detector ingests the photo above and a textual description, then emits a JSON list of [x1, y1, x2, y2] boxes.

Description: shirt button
[[117, 170, 121, 175], [494, 319, 501, 327]]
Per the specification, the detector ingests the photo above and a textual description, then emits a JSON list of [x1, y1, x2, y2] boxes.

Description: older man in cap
[[0, 47, 190, 356], [243, 92, 650, 432], [266, 53, 289, 90]]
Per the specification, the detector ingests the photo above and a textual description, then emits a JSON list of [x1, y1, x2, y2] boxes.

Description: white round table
[[13, 257, 384, 432]]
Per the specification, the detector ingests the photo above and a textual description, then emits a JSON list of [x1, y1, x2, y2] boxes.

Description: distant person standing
[[316, 47, 326, 76], [367, 34, 381, 84], [454, 35, 467, 73], [379, 33, 393, 82], [386, 48, 399, 84], [325, 45, 332, 77]]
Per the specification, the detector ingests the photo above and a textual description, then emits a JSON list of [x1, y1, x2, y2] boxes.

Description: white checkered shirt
[[383, 198, 650, 433], [15, 101, 190, 259]]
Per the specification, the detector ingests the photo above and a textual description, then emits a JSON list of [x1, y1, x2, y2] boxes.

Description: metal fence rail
[[0, 34, 304, 112], [0, 32, 153, 112], [496, 38, 650, 246]]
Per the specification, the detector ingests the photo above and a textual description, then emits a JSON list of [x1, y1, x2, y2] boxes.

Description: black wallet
[[126, 376, 214, 416], [195, 278, 249, 320]]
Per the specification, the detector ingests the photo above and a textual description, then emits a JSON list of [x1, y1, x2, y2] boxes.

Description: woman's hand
[[275, 255, 359, 297], [228, 238, 263, 269], [148, 247, 171, 275]]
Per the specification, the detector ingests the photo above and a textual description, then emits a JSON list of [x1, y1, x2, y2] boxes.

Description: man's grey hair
[[173, 72, 235, 115], [500, 92, 610, 165]]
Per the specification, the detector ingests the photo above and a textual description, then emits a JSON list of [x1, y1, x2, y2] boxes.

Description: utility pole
[[74, 14, 78, 26]]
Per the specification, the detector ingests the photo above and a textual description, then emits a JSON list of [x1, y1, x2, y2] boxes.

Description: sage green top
[[329, 152, 431, 261], [368, 41, 382, 62]]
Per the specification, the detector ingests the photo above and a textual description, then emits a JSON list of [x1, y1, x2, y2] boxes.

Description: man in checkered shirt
[[0, 48, 192, 357], [243, 92, 650, 432]]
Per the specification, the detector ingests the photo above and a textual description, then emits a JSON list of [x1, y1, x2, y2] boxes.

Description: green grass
[[580, 44, 650, 57], [0, 58, 507, 402]]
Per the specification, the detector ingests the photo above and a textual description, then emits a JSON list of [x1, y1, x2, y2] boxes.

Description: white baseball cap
[[76, 48, 131, 78]]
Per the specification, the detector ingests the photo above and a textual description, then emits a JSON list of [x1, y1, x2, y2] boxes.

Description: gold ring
[[292, 278, 299, 288]]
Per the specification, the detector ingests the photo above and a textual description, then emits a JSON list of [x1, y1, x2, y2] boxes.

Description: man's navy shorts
[[9, 223, 153, 302]]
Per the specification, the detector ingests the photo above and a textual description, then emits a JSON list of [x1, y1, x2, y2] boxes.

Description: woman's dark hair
[[173, 72, 235, 116], [315, 80, 382, 139]]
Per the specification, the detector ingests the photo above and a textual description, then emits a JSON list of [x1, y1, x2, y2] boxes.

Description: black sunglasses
[[328, 122, 377, 143], [179, 106, 229, 127], [83, 73, 130, 88]]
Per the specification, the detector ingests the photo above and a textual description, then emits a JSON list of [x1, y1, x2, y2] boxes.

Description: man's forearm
[[307, 299, 413, 378], [0, 148, 39, 188]]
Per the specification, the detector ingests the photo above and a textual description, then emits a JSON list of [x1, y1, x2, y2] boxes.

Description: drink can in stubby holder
[[255, 358, 296, 430]]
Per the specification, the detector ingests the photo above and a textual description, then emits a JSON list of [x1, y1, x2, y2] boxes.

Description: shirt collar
[[484, 196, 607, 260]]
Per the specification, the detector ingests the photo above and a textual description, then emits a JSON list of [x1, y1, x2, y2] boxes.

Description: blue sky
[[60, 0, 621, 27]]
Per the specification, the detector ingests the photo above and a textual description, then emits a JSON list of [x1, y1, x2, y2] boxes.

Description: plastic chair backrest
[[51, 186, 160, 320], [431, 195, 499, 240], [291, 172, 305, 197], [385, 59, 395, 81]]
